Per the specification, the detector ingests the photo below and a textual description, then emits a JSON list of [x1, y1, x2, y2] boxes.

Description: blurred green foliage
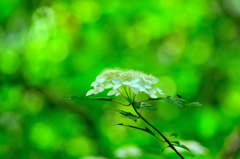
[[1, 0, 240, 158]]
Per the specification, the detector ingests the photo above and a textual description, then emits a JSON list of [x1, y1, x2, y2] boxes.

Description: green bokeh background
[[1, 0, 240, 158]]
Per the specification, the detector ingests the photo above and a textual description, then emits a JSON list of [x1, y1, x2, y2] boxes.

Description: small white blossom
[[155, 87, 164, 95], [107, 89, 121, 96], [112, 78, 123, 89], [148, 89, 157, 98], [122, 78, 140, 88], [86, 75, 113, 96]]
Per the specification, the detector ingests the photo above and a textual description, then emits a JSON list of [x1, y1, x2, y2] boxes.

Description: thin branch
[[129, 87, 132, 98], [154, 135, 166, 142], [131, 103, 184, 159], [112, 100, 131, 106]]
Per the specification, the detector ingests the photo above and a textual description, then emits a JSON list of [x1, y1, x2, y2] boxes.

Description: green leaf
[[116, 123, 155, 136], [133, 99, 158, 110], [144, 127, 155, 136], [174, 144, 191, 152], [170, 133, 178, 138], [65, 95, 113, 101], [170, 141, 180, 146], [189, 102, 202, 106], [112, 108, 140, 121], [162, 146, 170, 152], [148, 96, 202, 109]]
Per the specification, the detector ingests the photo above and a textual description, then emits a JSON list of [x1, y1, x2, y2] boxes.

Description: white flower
[[141, 75, 157, 85], [137, 80, 152, 94], [155, 87, 164, 95], [86, 75, 113, 96], [122, 78, 140, 88], [107, 89, 121, 96], [86, 68, 164, 98], [122, 78, 141, 94], [148, 89, 157, 98], [112, 78, 123, 89]]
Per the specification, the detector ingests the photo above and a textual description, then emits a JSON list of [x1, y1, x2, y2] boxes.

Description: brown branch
[[112, 100, 131, 106]]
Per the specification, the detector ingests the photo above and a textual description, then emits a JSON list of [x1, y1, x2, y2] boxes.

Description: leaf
[[170, 141, 180, 146], [148, 96, 202, 109], [65, 95, 113, 101], [170, 133, 178, 138], [112, 108, 140, 121], [116, 123, 155, 136], [162, 146, 170, 152], [133, 99, 158, 110], [144, 127, 155, 136], [174, 144, 191, 152], [189, 102, 202, 106]]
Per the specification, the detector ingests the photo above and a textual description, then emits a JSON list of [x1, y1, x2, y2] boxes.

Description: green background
[[1, 0, 240, 158]]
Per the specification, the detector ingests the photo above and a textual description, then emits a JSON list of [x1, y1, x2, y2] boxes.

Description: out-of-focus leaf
[[116, 123, 155, 136], [174, 144, 191, 152], [170, 141, 180, 146], [148, 96, 202, 109], [65, 95, 113, 101], [170, 133, 178, 138], [188, 102, 202, 106], [162, 146, 170, 152], [112, 108, 140, 121], [133, 99, 158, 110], [144, 127, 155, 136]]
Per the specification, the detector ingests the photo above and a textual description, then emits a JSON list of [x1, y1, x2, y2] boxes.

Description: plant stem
[[112, 100, 131, 106], [131, 102, 184, 159]]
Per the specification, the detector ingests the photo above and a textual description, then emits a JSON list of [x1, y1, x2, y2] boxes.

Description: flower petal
[[98, 87, 104, 92], [148, 89, 156, 95], [131, 83, 139, 88], [96, 75, 105, 82], [91, 81, 98, 87], [139, 86, 146, 92], [112, 78, 121, 84], [86, 89, 95, 96], [105, 83, 113, 89], [150, 94, 157, 98], [144, 84, 152, 89], [131, 78, 140, 83], [155, 87, 163, 94], [122, 81, 131, 85], [141, 75, 147, 81], [93, 89, 99, 94], [107, 90, 116, 96], [115, 91, 121, 96], [113, 83, 122, 89], [131, 87, 140, 94]]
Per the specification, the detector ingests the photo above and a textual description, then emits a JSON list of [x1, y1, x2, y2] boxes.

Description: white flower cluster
[[86, 68, 164, 98]]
